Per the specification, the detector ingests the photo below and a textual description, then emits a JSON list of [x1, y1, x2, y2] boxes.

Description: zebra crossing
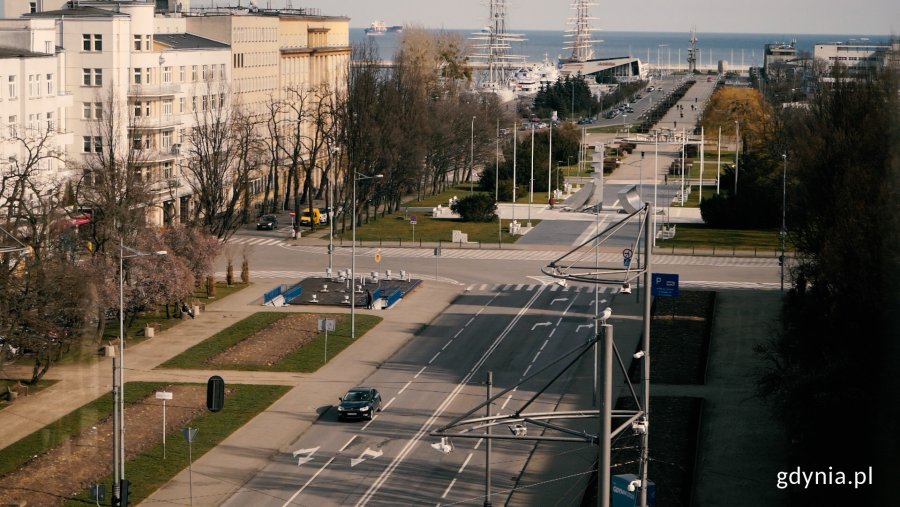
[[226, 236, 289, 247], [466, 283, 618, 294]]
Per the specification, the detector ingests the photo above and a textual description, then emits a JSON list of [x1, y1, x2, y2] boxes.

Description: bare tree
[[182, 81, 263, 240]]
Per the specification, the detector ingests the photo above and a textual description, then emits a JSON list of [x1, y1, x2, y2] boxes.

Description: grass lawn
[[657, 223, 786, 251], [404, 185, 479, 207], [60, 382, 289, 506], [334, 213, 536, 244], [676, 187, 718, 208], [159, 312, 383, 372]]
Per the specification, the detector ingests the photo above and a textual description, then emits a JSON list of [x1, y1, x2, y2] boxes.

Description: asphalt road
[[220, 281, 617, 506]]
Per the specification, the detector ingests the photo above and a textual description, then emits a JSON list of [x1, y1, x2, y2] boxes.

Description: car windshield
[[261, 215, 275, 221], [344, 391, 371, 402]]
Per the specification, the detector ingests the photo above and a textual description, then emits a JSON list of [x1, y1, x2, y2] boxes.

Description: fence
[[262, 285, 284, 304]]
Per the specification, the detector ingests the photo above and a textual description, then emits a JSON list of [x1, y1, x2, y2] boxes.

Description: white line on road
[[458, 453, 473, 473], [501, 393, 514, 410], [548, 328, 556, 338], [361, 415, 378, 431], [398, 381, 412, 394], [454, 329, 464, 338], [355, 285, 547, 506], [522, 364, 532, 377], [474, 438, 483, 450], [440, 478, 458, 499], [340, 435, 358, 453], [282, 456, 335, 507], [442, 340, 453, 351], [382, 397, 396, 411], [541, 339, 549, 351], [466, 317, 475, 327], [532, 351, 541, 363], [415, 366, 427, 378], [428, 352, 440, 364]]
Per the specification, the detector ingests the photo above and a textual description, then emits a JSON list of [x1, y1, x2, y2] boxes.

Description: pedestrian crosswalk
[[226, 236, 288, 247], [465, 283, 618, 294]]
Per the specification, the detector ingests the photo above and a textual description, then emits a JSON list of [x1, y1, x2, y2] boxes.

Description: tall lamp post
[[115, 241, 166, 503], [781, 153, 787, 292], [734, 121, 740, 195], [351, 171, 382, 339], [470, 116, 476, 194]]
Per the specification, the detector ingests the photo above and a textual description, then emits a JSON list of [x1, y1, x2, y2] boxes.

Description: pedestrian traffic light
[[641, 151, 645, 159], [207, 375, 225, 412]]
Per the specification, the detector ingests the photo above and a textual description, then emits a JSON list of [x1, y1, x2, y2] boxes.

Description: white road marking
[[576, 324, 593, 333], [532, 351, 541, 363], [474, 438, 483, 450], [340, 436, 358, 452], [414, 366, 427, 378], [291, 446, 319, 466], [548, 328, 557, 338], [398, 381, 412, 394], [522, 364, 532, 377], [454, 329, 464, 338], [442, 340, 453, 351], [350, 448, 383, 467], [501, 393, 514, 410], [361, 415, 378, 431], [428, 352, 440, 364], [382, 397, 396, 411], [441, 478, 458, 499], [466, 317, 475, 327], [355, 285, 547, 506], [531, 321, 551, 331], [281, 456, 335, 507], [541, 339, 549, 351], [458, 453, 473, 473]]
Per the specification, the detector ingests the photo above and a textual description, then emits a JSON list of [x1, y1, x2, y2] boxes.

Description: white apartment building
[[814, 41, 891, 72], [0, 17, 73, 189]]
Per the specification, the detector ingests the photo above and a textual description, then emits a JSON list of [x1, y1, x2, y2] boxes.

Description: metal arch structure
[[541, 203, 649, 287], [432, 204, 655, 507], [0, 226, 30, 255]]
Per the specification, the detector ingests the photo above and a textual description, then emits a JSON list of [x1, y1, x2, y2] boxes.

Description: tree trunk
[[207, 275, 216, 297], [226, 260, 234, 286], [241, 258, 250, 284]]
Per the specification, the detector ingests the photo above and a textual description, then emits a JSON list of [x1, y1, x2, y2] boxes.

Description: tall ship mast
[[469, 0, 526, 89], [563, 0, 602, 62], [687, 26, 699, 73]]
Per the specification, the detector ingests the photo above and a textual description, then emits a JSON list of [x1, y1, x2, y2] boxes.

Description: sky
[[287, 0, 898, 35]]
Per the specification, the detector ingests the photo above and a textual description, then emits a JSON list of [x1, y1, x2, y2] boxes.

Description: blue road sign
[[624, 257, 631, 267], [652, 273, 679, 297]]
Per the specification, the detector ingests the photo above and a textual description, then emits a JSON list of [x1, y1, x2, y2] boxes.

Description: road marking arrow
[[550, 297, 569, 305], [576, 324, 593, 333], [350, 448, 383, 467], [292, 446, 319, 466], [531, 321, 552, 331]]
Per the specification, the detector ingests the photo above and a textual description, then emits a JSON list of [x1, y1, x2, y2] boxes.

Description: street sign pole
[[318, 318, 335, 363]]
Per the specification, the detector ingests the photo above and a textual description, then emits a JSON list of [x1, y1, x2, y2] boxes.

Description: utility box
[[612, 474, 656, 507]]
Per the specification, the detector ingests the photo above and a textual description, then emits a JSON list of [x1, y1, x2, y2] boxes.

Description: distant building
[[560, 57, 648, 83], [813, 41, 891, 73]]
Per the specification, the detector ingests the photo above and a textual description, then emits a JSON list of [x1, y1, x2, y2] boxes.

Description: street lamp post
[[470, 116, 476, 194], [781, 153, 787, 292], [115, 240, 166, 503], [351, 171, 382, 338], [734, 121, 740, 195]]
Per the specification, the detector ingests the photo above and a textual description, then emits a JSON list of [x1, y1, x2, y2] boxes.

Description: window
[[29, 2, 36, 13], [8, 115, 16, 136], [134, 35, 141, 51], [162, 130, 172, 149], [94, 69, 102, 86], [163, 100, 173, 116], [83, 69, 103, 86], [46, 73, 53, 94], [191, 96, 196, 112], [83, 69, 91, 86], [133, 101, 143, 117], [83, 102, 91, 119], [45, 41, 52, 54], [163, 161, 173, 179], [83, 136, 91, 152], [28, 75, 38, 97], [163, 66, 172, 83], [95, 102, 103, 119], [144, 35, 151, 51], [133, 68, 142, 85], [8, 75, 17, 98], [82, 34, 102, 51], [219, 93, 225, 108], [83, 136, 102, 153], [202, 65, 209, 80], [202, 95, 207, 111], [46, 112, 54, 132], [220, 64, 225, 79], [94, 137, 102, 153], [191, 65, 198, 81], [178, 97, 185, 113], [179, 65, 185, 82]]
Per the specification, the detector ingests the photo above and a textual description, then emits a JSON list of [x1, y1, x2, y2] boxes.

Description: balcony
[[130, 147, 179, 163], [129, 115, 184, 130], [128, 83, 182, 97]]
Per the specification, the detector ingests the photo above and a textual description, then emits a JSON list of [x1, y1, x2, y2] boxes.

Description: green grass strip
[[64, 383, 290, 506], [657, 223, 787, 250], [159, 312, 383, 372], [0, 382, 159, 477]]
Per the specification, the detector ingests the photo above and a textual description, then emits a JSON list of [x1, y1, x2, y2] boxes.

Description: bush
[[450, 193, 497, 222]]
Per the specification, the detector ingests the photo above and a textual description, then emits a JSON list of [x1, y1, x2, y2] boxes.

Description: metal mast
[[564, 0, 601, 62], [470, 0, 525, 88], [687, 26, 699, 73]]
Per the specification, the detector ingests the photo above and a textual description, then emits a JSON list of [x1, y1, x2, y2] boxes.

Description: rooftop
[[155, 33, 230, 50]]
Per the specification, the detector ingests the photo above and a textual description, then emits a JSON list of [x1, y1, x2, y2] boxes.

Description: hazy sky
[[290, 0, 898, 35]]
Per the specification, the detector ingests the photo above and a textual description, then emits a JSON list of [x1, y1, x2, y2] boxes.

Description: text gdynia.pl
[[776, 466, 873, 489]]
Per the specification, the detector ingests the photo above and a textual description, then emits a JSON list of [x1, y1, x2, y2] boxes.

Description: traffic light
[[207, 375, 224, 412], [778, 255, 785, 266], [641, 151, 645, 159]]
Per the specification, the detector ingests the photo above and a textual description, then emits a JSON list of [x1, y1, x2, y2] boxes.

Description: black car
[[256, 214, 278, 230], [337, 387, 382, 420]]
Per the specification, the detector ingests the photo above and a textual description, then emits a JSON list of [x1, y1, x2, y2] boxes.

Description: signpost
[[155, 391, 173, 459], [651, 273, 679, 297], [318, 318, 336, 362], [181, 427, 199, 506], [623, 248, 633, 268], [410, 215, 417, 243]]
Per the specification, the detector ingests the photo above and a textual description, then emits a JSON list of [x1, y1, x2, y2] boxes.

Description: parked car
[[256, 214, 278, 230], [319, 207, 331, 224], [337, 387, 382, 420], [299, 208, 321, 226]]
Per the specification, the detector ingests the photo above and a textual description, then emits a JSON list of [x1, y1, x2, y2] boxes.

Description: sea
[[350, 29, 891, 70]]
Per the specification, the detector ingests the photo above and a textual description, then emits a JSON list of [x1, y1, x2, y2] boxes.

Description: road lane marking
[[548, 328, 557, 338], [292, 447, 319, 466], [442, 340, 453, 351], [474, 438, 483, 450], [532, 351, 541, 363], [466, 317, 475, 327], [340, 436, 358, 452], [522, 364, 532, 377], [428, 352, 440, 364], [454, 329, 464, 338], [415, 366, 427, 378], [282, 456, 335, 506], [355, 285, 547, 506], [458, 452, 473, 473], [501, 393, 514, 410], [531, 321, 551, 331], [440, 478, 458, 499], [398, 381, 412, 394], [361, 415, 378, 431], [541, 339, 549, 351], [382, 397, 396, 411], [350, 448, 383, 467]]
